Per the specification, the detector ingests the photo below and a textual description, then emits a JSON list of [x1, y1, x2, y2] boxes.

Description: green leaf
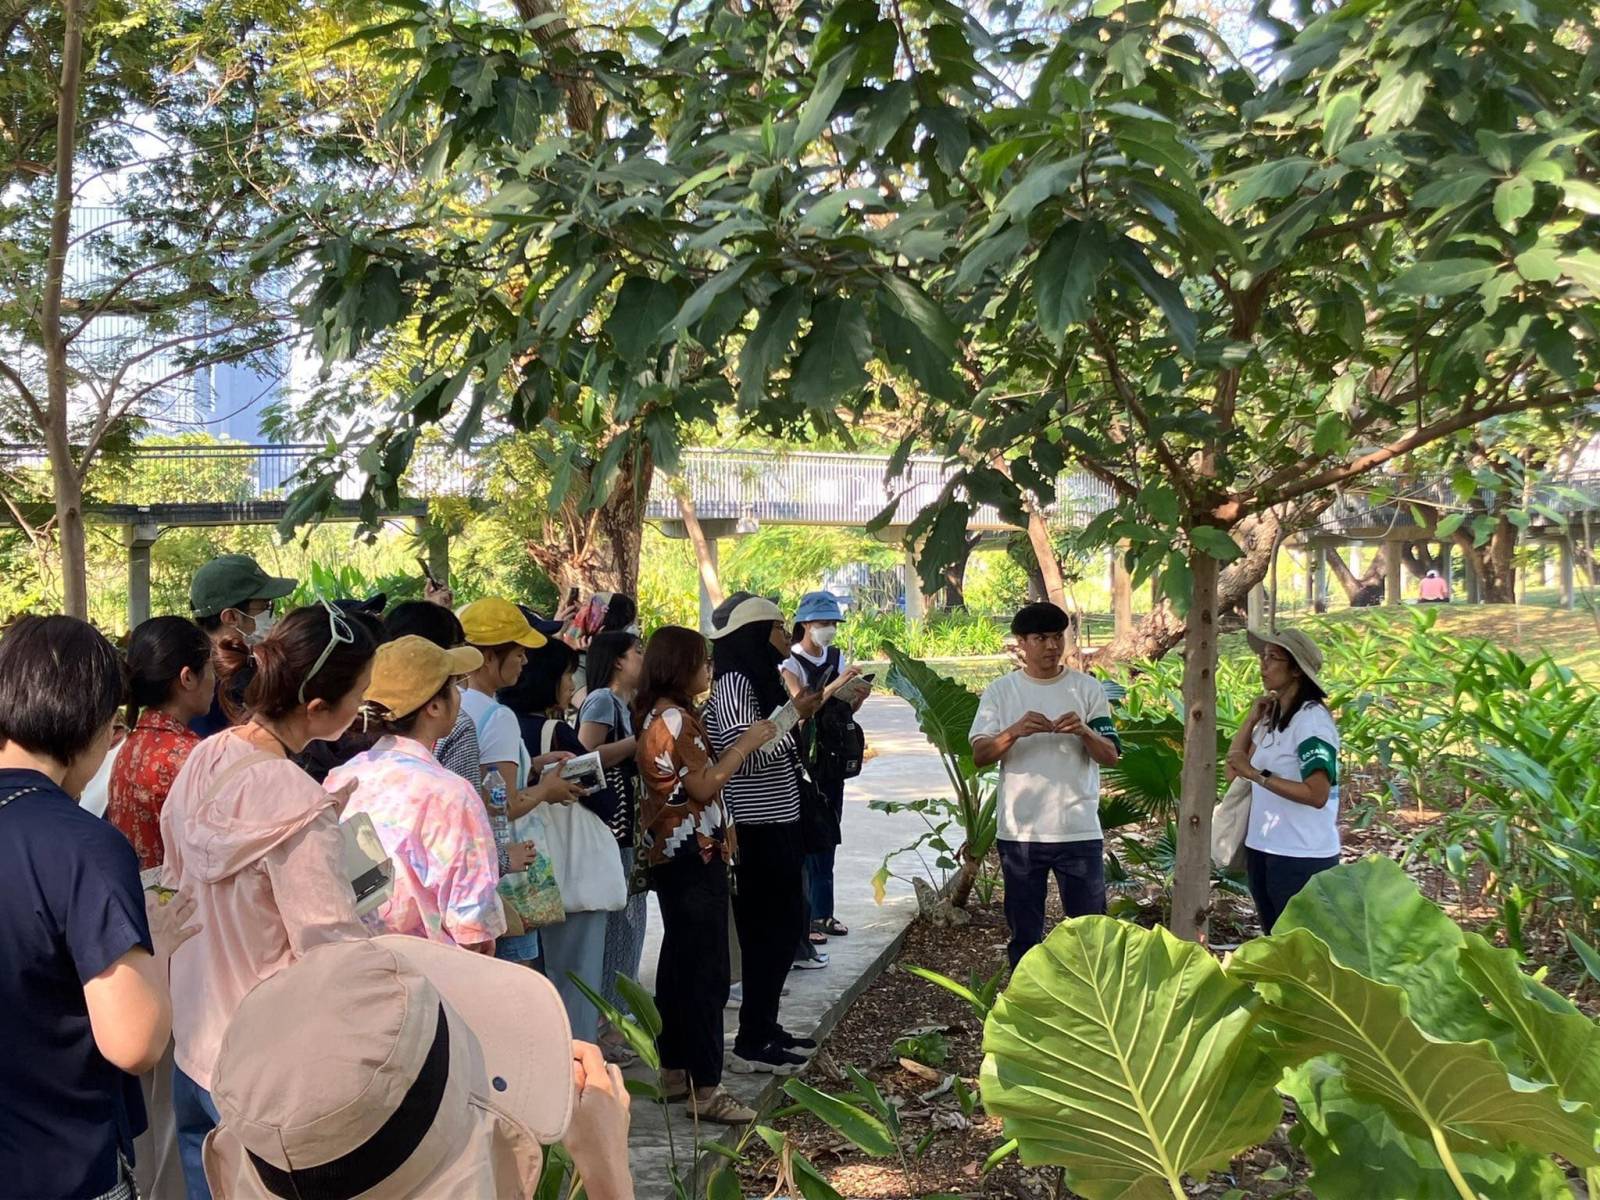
[[1412, 172, 1494, 210], [954, 224, 1028, 289], [1493, 176, 1535, 230], [878, 279, 960, 401], [1558, 249, 1600, 297], [781, 1079, 898, 1157], [668, 262, 753, 341], [1393, 259, 1499, 296], [1367, 69, 1428, 135], [1514, 248, 1561, 283], [1459, 932, 1600, 1113], [879, 643, 980, 771], [1285, 1061, 1574, 1200], [1033, 220, 1109, 344], [791, 296, 871, 411], [980, 917, 1282, 1198], [1229, 925, 1600, 1169], [1568, 931, 1600, 987], [1560, 180, 1600, 216], [738, 286, 807, 409], [861, 81, 916, 155], [1435, 513, 1466, 538], [1229, 157, 1315, 210], [605, 276, 679, 363], [793, 47, 857, 153], [1312, 412, 1346, 457], [1190, 526, 1243, 562], [998, 159, 1077, 222], [1110, 239, 1196, 357], [1322, 89, 1363, 155]]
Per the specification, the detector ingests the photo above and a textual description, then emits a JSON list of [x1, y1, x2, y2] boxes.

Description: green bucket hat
[[190, 555, 297, 619]]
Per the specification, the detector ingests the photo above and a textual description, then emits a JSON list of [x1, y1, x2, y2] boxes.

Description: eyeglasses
[[299, 596, 355, 705]]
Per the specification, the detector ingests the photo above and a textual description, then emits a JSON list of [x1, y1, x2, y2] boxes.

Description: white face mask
[[242, 607, 276, 646], [812, 624, 838, 648]]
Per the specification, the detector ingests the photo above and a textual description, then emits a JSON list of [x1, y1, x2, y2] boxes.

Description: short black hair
[[499, 638, 578, 715], [0, 615, 125, 765], [1011, 602, 1072, 637], [384, 601, 465, 649]]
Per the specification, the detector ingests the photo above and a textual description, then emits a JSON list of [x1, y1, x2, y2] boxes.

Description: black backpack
[[793, 647, 866, 783]]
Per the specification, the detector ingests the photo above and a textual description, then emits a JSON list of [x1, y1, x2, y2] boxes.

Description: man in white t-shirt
[[969, 603, 1121, 968]]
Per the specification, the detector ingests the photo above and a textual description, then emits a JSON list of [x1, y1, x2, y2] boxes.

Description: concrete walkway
[[624, 693, 945, 1191]]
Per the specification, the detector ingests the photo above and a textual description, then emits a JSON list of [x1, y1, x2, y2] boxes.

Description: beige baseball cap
[[365, 636, 483, 721], [202, 935, 574, 1200]]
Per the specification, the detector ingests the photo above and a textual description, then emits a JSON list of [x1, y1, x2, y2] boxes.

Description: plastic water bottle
[[484, 767, 512, 854]]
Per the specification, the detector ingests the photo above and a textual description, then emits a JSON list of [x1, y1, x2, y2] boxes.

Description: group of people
[[972, 602, 1343, 965], [0, 553, 875, 1200]]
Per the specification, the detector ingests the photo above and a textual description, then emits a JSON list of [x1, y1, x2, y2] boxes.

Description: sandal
[[661, 1069, 690, 1103], [689, 1087, 757, 1125], [819, 917, 849, 937], [807, 930, 828, 945]]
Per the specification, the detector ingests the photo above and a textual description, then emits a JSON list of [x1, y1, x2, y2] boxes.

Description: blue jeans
[[173, 1063, 219, 1200], [805, 775, 846, 921], [998, 838, 1106, 968], [542, 908, 609, 1043]]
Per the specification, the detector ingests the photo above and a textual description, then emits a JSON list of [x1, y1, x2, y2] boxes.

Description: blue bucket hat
[[795, 590, 845, 624]]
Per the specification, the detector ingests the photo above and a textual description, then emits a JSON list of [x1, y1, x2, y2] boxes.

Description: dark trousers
[[998, 838, 1106, 968], [173, 1062, 220, 1200], [1246, 847, 1339, 933], [652, 854, 730, 1087], [805, 776, 846, 922], [732, 820, 804, 1055]]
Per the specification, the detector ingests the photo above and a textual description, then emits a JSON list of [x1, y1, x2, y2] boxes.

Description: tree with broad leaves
[[296, 0, 1600, 942]]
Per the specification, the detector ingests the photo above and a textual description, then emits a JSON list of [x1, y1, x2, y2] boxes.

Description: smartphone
[[416, 557, 441, 587], [565, 585, 581, 609]]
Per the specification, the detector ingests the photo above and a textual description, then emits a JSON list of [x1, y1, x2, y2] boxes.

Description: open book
[[541, 750, 607, 795], [340, 811, 395, 917]]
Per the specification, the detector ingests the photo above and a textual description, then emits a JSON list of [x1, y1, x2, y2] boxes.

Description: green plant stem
[[1428, 1123, 1480, 1200]]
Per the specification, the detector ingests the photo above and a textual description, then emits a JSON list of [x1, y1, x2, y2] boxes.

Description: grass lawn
[[1245, 590, 1600, 682]]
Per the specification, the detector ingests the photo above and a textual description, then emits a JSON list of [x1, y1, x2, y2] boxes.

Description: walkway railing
[[2, 440, 1596, 532]]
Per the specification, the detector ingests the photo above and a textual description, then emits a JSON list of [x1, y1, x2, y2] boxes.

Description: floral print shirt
[[326, 735, 506, 948], [636, 702, 734, 867], [107, 709, 199, 870]]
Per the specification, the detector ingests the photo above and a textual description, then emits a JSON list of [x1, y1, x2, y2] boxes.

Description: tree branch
[[1088, 320, 1194, 504]]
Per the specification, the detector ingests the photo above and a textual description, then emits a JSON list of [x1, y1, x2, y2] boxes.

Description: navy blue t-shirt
[[0, 768, 153, 1198]]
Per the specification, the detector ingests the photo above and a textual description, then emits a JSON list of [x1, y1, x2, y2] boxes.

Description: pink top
[[1419, 575, 1450, 601], [326, 735, 505, 948], [160, 731, 368, 1089]]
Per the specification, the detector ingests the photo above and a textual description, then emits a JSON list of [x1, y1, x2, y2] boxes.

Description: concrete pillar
[[1542, 544, 1556, 588], [1439, 542, 1452, 596], [1247, 584, 1267, 628], [1309, 542, 1327, 610], [1386, 538, 1404, 606], [125, 522, 159, 631], [1464, 553, 1482, 603], [1560, 539, 1575, 609], [1111, 545, 1134, 638], [698, 538, 720, 634], [905, 547, 926, 628]]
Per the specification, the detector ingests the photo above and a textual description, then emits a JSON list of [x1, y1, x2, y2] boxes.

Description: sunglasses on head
[[299, 596, 356, 706]]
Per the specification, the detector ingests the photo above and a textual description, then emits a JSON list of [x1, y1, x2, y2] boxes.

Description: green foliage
[[892, 1029, 949, 1069], [981, 917, 1283, 1197], [983, 859, 1600, 1200]]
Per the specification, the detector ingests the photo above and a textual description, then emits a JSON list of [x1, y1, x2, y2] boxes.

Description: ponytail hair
[[125, 616, 211, 726], [216, 606, 378, 721]]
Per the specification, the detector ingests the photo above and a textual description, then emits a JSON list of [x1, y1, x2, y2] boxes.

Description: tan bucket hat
[[707, 591, 784, 640], [202, 935, 574, 1200], [1245, 626, 1325, 691]]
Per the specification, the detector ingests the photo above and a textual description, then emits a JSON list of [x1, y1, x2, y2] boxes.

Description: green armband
[[1089, 716, 1122, 752], [1297, 736, 1338, 783]]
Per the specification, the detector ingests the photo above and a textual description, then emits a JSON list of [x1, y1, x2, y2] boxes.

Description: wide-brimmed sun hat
[[202, 935, 574, 1200], [794, 591, 844, 624], [1245, 627, 1325, 691], [707, 592, 785, 640]]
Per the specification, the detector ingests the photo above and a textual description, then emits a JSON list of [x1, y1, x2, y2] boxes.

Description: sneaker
[[776, 1030, 818, 1055], [725, 982, 743, 1008], [728, 1044, 807, 1075], [689, 1087, 757, 1125], [791, 949, 829, 970]]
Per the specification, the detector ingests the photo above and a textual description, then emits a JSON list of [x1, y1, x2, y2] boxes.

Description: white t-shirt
[[1245, 703, 1341, 858], [781, 643, 850, 688], [969, 669, 1119, 843], [459, 687, 529, 789]]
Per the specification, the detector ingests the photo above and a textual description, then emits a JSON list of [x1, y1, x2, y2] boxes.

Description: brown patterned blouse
[[635, 701, 735, 867]]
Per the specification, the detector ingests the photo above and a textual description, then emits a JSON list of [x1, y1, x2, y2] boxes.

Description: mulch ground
[[736, 788, 1598, 1199]]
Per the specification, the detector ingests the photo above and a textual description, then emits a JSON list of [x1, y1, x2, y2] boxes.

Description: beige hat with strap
[[1245, 627, 1325, 691]]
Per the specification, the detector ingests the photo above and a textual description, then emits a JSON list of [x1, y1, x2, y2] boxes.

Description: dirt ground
[[737, 799, 1597, 1199]]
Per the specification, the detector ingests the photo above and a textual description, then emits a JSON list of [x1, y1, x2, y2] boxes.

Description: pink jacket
[[159, 731, 368, 1089]]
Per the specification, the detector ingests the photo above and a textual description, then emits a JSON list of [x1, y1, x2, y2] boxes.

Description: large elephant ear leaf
[[1273, 856, 1505, 1045], [980, 916, 1282, 1199], [879, 642, 981, 771], [1459, 930, 1600, 1112], [1283, 1061, 1574, 1200], [1228, 926, 1600, 1171]]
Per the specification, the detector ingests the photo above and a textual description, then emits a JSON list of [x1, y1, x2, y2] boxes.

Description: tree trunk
[[508, 0, 597, 133], [1171, 545, 1219, 943], [1454, 517, 1517, 603], [526, 441, 654, 595], [1400, 541, 1441, 579], [1323, 545, 1386, 603], [1098, 509, 1286, 663], [44, 0, 85, 617], [675, 486, 723, 608], [1024, 509, 1067, 609], [941, 533, 979, 608]]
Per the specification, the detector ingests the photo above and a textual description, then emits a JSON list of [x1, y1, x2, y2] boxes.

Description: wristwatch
[[1258, 769, 1275, 783]]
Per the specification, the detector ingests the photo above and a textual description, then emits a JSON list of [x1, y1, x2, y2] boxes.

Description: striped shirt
[[705, 671, 800, 826]]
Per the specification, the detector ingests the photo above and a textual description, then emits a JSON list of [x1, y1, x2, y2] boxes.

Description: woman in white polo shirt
[[1225, 628, 1341, 932]]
